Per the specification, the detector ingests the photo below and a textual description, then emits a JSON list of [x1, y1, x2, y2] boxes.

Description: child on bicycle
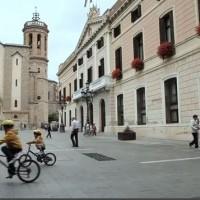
[[26, 129, 46, 156], [0, 120, 22, 178]]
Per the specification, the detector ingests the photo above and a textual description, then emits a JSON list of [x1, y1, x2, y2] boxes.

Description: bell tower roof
[[23, 7, 49, 32]]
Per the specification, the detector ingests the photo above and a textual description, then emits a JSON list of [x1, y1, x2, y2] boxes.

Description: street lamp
[[58, 96, 68, 132], [81, 81, 94, 129]]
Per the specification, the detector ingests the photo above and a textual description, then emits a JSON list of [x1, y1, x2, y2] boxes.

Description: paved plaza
[[0, 130, 200, 198]]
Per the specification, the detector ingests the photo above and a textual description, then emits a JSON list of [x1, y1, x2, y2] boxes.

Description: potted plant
[[118, 126, 136, 140], [196, 25, 200, 36], [65, 96, 71, 102], [131, 58, 144, 71], [157, 42, 174, 59], [112, 68, 122, 80]]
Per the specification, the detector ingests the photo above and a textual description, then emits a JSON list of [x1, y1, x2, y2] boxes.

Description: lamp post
[[81, 81, 94, 130], [58, 96, 67, 132]]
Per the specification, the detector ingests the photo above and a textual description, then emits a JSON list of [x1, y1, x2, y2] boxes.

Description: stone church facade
[[0, 11, 57, 129], [58, 0, 200, 139]]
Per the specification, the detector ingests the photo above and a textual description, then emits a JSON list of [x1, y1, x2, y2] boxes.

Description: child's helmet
[[33, 129, 42, 135]]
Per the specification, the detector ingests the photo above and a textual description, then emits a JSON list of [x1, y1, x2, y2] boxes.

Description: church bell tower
[[23, 8, 49, 128]]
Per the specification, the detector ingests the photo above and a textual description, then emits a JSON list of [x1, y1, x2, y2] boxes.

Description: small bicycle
[[0, 154, 40, 183], [19, 144, 56, 166]]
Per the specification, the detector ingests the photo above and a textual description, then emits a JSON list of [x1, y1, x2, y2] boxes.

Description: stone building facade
[[0, 11, 52, 129], [58, 0, 200, 139]]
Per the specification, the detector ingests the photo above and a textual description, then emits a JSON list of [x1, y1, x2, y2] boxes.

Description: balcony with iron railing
[[73, 75, 113, 101]]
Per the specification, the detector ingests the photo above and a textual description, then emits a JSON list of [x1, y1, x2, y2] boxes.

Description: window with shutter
[[159, 11, 174, 44], [117, 94, 124, 126], [131, 4, 141, 23], [87, 67, 93, 83], [74, 79, 77, 92], [198, 0, 200, 22], [165, 78, 179, 123], [133, 33, 143, 59], [98, 58, 105, 78], [137, 88, 146, 125], [114, 25, 121, 38]]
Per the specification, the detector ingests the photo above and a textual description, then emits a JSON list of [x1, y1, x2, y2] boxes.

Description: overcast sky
[[0, 0, 116, 81]]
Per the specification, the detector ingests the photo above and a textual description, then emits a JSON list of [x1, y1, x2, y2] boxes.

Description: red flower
[[196, 25, 200, 36], [65, 96, 71, 102], [131, 58, 144, 71], [112, 68, 122, 80], [157, 42, 174, 59]]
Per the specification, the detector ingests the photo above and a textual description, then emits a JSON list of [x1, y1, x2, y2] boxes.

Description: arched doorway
[[100, 99, 106, 132], [89, 103, 93, 125], [80, 106, 84, 132]]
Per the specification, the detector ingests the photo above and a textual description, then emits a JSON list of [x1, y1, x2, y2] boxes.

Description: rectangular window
[[159, 11, 174, 44], [87, 67, 93, 84], [48, 91, 50, 100], [64, 112, 66, 126], [16, 59, 18, 66], [69, 83, 71, 97], [117, 94, 124, 126], [59, 90, 61, 102], [73, 64, 77, 72], [97, 37, 104, 49], [63, 87, 66, 98], [78, 57, 83, 66], [75, 108, 77, 119], [74, 79, 77, 92], [15, 79, 18, 87], [115, 47, 122, 79], [98, 58, 105, 78], [114, 25, 121, 38], [137, 87, 146, 125], [87, 48, 93, 58], [133, 33, 143, 59], [69, 110, 71, 126], [131, 4, 141, 23], [165, 78, 179, 123], [198, 0, 200, 22], [79, 73, 84, 89], [14, 100, 18, 108]]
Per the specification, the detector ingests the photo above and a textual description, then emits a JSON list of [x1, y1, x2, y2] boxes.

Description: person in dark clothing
[[189, 114, 199, 148], [46, 124, 52, 139]]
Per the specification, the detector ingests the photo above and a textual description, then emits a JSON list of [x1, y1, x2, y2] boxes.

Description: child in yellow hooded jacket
[[0, 120, 22, 178]]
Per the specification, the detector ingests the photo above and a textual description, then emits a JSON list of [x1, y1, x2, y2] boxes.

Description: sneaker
[[6, 174, 14, 179]]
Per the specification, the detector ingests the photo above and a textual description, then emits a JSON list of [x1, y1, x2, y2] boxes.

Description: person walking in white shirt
[[189, 114, 199, 148], [71, 117, 79, 147]]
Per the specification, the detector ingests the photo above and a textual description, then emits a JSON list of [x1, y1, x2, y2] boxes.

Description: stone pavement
[[0, 129, 200, 198]]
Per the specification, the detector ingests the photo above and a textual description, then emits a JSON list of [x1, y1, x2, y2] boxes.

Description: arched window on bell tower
[[37, 34, 41, 49], [29, 33, 32, 47]]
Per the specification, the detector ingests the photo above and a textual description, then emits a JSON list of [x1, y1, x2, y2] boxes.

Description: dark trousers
[[71, 129, 78, 147], [190, 132, 199, 148], [46, 131, 52, 138], [1, 146, 22, 175]]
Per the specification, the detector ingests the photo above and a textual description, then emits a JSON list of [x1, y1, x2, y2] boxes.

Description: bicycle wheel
[[43, 153, 56, 166], [19, 154, 32, 167], [17, 160, 40, 183]]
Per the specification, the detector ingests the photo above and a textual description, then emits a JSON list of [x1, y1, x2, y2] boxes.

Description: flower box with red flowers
[[112, 68, 122, 80], [157, 42, 174, 59], [65, 96, 71, 102], [196, 25, 200, 36], [131, 58, 144, 71]]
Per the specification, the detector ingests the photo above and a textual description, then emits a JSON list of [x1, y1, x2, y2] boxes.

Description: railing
[[24, 21, 47, 28], [90, 75, 113, 92], [72, 75, 113, 101]]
